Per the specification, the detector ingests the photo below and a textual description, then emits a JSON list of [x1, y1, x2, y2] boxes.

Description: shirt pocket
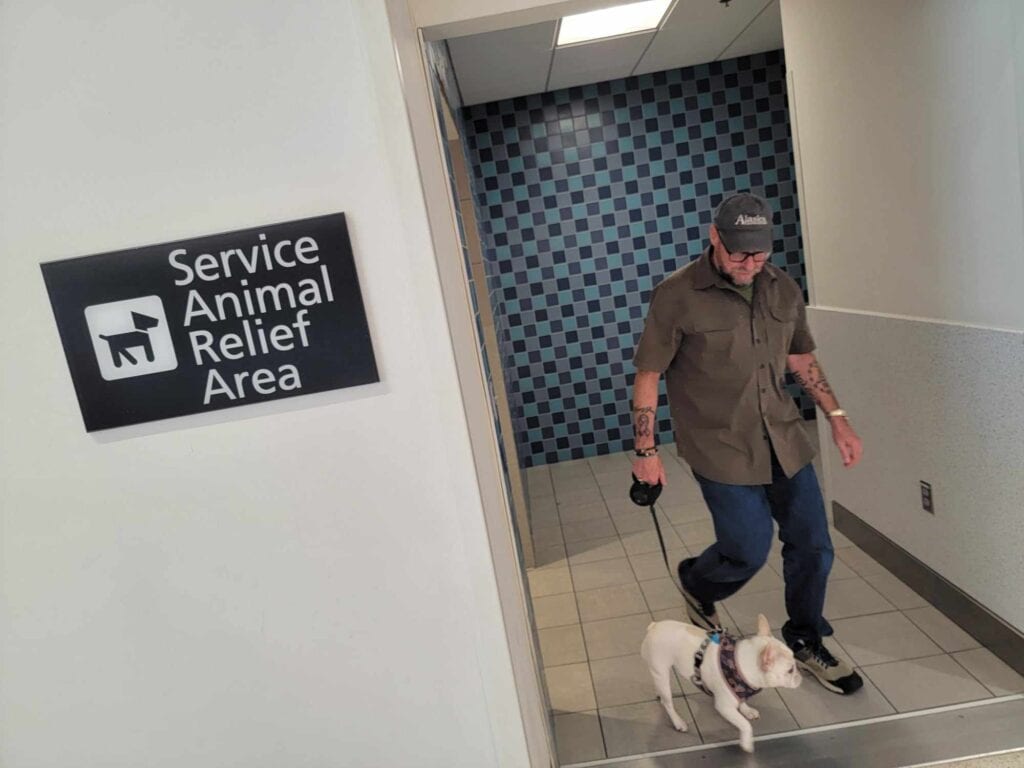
[[685, 315, 746, 372], [768, 303, 798, 353]]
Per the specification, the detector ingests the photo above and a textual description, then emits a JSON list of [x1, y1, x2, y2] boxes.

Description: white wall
[[0, 2, 528, 766], [785, 0, 1024, 331], [783, 0, 1024, 631]]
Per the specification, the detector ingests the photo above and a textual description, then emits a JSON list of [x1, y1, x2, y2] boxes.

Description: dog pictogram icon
[[98, 311, 161, 367], [85, 296, 178, 381]]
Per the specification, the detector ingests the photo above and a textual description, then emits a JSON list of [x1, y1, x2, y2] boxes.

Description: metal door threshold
[[564, 695, 1024, 768]]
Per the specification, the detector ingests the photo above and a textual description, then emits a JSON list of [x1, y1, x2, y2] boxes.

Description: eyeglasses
[[725, 249, 770, 264]]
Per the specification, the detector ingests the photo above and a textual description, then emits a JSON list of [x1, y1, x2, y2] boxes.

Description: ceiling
[[446, 0, 782, 106]]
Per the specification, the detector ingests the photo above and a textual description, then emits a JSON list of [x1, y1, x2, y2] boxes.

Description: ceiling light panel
[[557, 0, 672, 46]]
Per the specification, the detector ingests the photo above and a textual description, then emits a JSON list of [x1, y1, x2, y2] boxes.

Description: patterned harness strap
[[691, 630, 762, 702]]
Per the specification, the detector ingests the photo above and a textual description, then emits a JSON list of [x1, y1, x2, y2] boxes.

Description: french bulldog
[[640, 613, 802, 753]]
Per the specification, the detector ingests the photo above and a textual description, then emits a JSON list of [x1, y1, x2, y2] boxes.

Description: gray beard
[[712, 256, 750, 287]]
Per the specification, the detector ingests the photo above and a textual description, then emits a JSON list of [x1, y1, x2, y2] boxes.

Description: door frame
[[382, 1, 556, 766]]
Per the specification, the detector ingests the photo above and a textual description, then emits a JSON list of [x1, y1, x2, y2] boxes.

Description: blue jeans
[[680, 448, 835, 647]]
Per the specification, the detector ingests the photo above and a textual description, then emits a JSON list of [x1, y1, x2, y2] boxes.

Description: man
[[631, 192, 864, 695]]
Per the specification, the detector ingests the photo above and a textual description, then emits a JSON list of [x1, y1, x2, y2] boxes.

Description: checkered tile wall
[[459, 50, 813, 468]]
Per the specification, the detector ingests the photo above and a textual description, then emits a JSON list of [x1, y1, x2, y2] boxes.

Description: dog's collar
[[691, 631, 761, 702]]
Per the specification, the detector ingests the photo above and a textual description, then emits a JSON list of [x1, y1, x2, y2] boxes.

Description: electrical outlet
[[920, 481, 934, 514]]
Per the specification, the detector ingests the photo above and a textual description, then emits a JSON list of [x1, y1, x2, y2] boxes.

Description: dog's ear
[[131, 312, 160, 330], [759, 643, 776, 672], [756, 613, 771, 637]]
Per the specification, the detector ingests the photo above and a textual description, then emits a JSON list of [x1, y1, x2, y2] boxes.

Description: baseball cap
[[713, 192, 775, 253]]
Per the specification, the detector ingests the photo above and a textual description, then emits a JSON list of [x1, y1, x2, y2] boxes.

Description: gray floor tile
[[652, 605, 739, 639], [734, 565, 784, 596], [722, 588, 788, 635], [863, 654, 992, 711], [571, 558, 636, 592], [555, 486, 604, 507], [532, 592, 580, 629], [925, 753, 1024, 768], [526, 468, 553, 498], [656, 485, 705, 508], [778, 668, 895, 727], [566, 535, 628, 565], [576, 583, 649, 623], [599, 698, 701, 757], [620, 527, 684, 556], [553, 467, 599, 486], [836, 546, 890, 577], [553, 711, 605, 764], [629, 548, 688, 582], [559, 501, 611, 524], [590, 653, 679, 708], [532, 544, 568, 569], [561, 517, 618, 543], [657, 501, 708, 525], [824, 577, 895, 620], [545, 662, 597, 713], [596, 474, 627, 495], [554, 463, 598, 479], [953, 648, 1024, 696], [673, 520, 717, 548], [589, 451, 631, 474], [539, 623, 587, 667], [551, 461, 594, 481], [531, 524, 563, 550], [611, 510, 656, 535], [827, 556, 859, 581], [527, 566, 572, 597], [829, 526, 855, 549], [862, 570, 929, 609], [685, 688, 798, 744], [765, 550, 784, 576], [529, 498, 560, 528], [830, 611, 943, 666], [639, 577, 686, 611], [582, 614, 654, 660], [605, 495, 644, 516], [903, 605, 981, 653]]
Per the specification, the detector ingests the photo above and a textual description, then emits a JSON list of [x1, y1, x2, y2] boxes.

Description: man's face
[[709, 225, 769, 286]]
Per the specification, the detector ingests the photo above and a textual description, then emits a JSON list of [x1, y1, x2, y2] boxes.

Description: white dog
[[640, 614, 802, 753]]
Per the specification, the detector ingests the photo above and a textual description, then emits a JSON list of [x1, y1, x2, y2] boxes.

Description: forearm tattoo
[[792, 361, 835, 404], [634, 406, 656, 438]]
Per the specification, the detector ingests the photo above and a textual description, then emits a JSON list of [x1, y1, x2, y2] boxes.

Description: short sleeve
[[633, 283, 684, 373], [789, 300, 816, 354]]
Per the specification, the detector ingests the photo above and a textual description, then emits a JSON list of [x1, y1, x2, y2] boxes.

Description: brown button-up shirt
[[633, 248, 816, 485]]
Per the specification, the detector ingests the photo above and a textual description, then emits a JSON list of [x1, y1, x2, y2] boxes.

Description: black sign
[[42, 213, 379, 431]]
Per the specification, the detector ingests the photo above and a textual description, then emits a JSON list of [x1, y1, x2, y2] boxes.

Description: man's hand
[[831, 417, 864, 468], [632, 454, 667, 486]]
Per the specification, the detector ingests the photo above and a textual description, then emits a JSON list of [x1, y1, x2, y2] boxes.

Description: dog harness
[[691, 631, 762, 702]]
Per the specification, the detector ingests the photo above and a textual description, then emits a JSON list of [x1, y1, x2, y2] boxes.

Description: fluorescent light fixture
[[557, 0, 672, 46]]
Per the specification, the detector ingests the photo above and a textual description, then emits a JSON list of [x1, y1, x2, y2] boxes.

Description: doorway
[[386, 0, 1024, 765]]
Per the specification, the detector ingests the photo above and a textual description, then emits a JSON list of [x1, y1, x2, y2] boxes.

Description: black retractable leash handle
[[629, 474, 674, 575]]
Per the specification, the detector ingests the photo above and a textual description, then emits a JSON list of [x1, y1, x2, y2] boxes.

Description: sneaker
[[677, 559, 723, 632], [791, 640, 864, 694]]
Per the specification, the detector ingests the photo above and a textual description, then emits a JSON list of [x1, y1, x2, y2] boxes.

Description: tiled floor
[[523, 441, 1024, 765], [932, 753, 1024, 768]]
